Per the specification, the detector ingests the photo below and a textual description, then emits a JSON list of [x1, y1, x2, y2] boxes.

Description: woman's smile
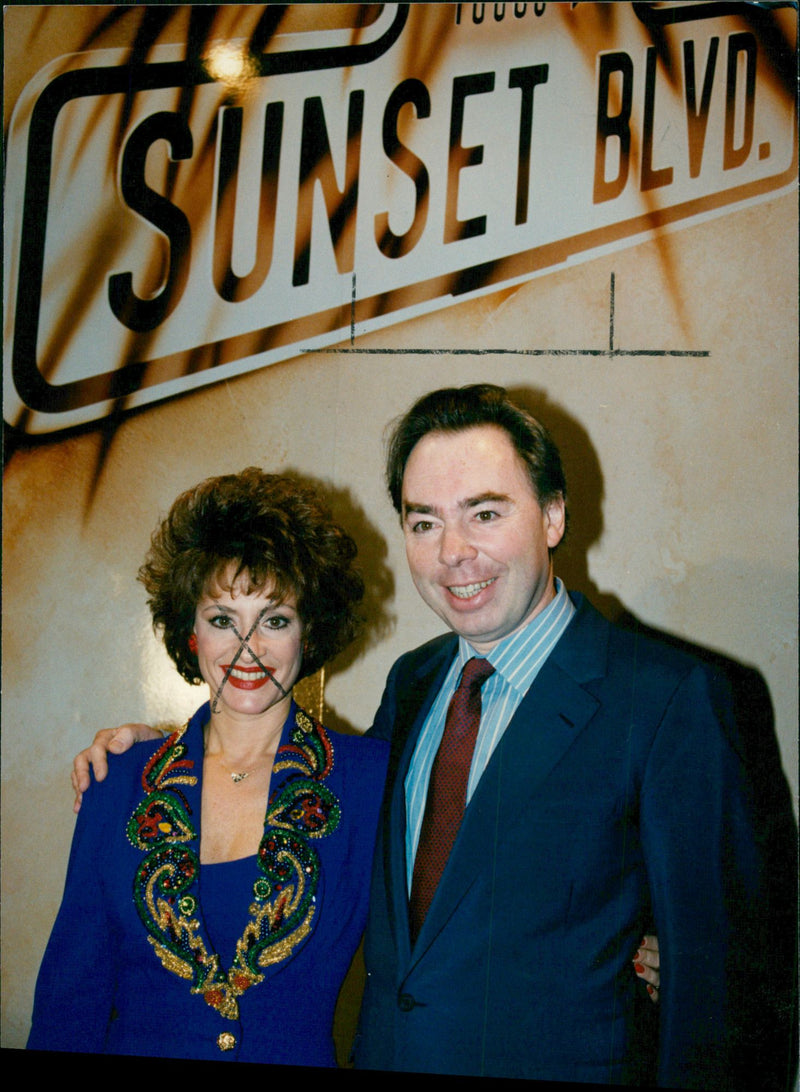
[[220, 663, 278, 690]]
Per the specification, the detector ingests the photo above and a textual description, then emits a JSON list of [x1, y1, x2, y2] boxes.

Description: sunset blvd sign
[[4, 2, 796, 433]]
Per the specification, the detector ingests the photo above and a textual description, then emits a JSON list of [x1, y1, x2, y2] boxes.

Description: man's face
[[401, 425, 565, 654]]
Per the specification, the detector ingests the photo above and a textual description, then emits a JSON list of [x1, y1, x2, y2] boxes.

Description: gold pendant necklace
[[213, 755, 260, 784], [204, 723, 279, 784]]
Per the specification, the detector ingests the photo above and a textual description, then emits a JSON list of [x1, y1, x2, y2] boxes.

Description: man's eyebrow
[[465, 491, 512, 508], [402, 501, 436, 518], [401, 492, 512, 518]]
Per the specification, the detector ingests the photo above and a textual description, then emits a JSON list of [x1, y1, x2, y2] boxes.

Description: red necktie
[[409, 656, 495, 943]]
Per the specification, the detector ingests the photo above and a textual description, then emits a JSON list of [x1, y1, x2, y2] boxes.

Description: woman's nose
[[238, 627, 267, 661]]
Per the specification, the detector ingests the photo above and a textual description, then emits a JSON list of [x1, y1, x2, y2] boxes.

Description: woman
[[27, 468, 390, 1064]]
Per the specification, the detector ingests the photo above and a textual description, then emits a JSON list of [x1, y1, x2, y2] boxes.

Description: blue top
[[28, 702, 389, 1064]]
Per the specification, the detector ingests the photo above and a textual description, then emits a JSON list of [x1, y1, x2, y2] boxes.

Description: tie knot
[[459, 656, 495, 691]]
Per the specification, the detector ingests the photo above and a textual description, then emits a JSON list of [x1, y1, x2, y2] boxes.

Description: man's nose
[[438, 523, 477, 566]]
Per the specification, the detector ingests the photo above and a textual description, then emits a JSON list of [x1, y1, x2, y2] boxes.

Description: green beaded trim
[[128, 709, 340, 1020]]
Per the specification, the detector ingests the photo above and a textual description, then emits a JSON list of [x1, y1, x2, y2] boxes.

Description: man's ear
[[544, 496, 566, 550]]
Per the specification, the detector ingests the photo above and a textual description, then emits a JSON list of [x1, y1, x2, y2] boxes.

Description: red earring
[[188, 634, 198, 654]]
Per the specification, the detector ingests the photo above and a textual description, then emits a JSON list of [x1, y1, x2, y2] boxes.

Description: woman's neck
[[203, 697, 291, 767]]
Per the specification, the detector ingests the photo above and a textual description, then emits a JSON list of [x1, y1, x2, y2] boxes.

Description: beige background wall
[[3, 3, 797, 1058], [4, 191, 797, 1050]]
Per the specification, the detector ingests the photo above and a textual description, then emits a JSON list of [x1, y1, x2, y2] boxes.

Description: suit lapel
[[409, 598, 609, 961], [383, 639, 457, 963], [486, 594, 609, 799]]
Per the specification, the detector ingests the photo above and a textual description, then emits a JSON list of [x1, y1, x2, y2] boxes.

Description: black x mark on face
[[210, 606, 291, 714]]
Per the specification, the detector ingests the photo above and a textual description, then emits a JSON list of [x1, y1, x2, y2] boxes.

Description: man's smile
[[446, 578, 497, 600]]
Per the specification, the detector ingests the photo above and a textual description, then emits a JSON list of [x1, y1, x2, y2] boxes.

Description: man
[[73, 384, 785, 1086], [350, 384, 778, 1086]]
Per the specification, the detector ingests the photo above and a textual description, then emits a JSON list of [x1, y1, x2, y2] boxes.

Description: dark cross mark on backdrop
[[307, 273, 710, 359]]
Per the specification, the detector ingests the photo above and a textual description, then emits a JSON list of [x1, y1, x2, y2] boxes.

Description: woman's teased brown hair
[[138, 468, 363, 684]]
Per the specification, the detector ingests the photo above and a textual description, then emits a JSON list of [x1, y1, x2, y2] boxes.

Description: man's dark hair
[[385, 384, 568, 525]]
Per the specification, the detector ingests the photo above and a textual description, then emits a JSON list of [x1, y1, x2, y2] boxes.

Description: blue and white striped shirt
[[404, 579, 575, 890]]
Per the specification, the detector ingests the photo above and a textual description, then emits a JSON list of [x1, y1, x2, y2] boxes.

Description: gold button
[[217, 1031, 236, 1052]]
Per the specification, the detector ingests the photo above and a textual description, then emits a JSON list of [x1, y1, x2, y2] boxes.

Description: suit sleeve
[[27, 774, 117, 1052], [365, 657, 402, 742], [640, 663, 773, 1090]]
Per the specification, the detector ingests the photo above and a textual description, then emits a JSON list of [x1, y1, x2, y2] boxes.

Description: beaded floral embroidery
[[127, 708, 340, 1020]]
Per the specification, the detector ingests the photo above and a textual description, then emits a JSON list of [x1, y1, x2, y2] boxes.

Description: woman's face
[[193, 568, 303, 721]]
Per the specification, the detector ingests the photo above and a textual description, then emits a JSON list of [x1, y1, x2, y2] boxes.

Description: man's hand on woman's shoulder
[[71, 724, 163, 812]]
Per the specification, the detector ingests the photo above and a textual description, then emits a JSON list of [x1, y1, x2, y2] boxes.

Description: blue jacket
[[28, 702, 388, 1064], [356, 595, 781, 1086]]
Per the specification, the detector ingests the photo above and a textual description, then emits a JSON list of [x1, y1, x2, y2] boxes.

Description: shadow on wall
[[284, 469, 396, 737], [619, 613, 798, 1092], [508, 386, 797, 1091], [505, 385, 626, 620]]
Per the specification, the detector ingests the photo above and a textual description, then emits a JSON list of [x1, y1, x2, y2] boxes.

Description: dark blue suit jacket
[[355, 595, 776, 1087]]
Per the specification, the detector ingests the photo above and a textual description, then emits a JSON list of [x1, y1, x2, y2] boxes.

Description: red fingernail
[[634, 963, 645, 974], [647, 985, 655, 995]]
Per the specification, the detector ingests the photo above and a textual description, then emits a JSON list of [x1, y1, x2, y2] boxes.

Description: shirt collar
[[457, 578, 575, 695]]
